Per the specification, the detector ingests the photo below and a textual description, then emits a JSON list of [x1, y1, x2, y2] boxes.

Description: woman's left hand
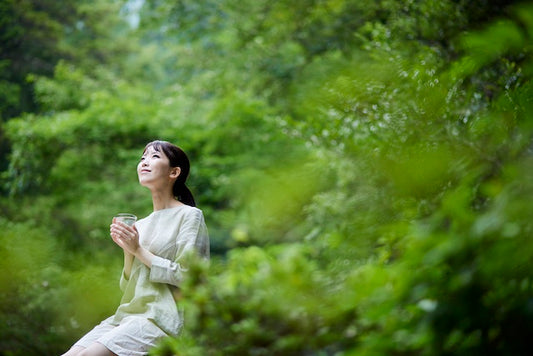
[[110, 219, 141, 255]]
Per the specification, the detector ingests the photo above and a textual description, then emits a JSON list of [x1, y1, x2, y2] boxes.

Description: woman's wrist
[[134, 246, 155, 268]]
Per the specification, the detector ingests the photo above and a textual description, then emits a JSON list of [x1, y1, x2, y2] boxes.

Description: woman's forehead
[[143, 144, 161, 154]]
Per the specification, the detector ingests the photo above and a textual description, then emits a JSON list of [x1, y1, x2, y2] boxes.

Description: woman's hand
[[110, 218, 156, 269], [110, 218, 141, 256]]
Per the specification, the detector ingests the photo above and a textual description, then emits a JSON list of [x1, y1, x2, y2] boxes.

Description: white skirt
[[73, 315, 169, 356]]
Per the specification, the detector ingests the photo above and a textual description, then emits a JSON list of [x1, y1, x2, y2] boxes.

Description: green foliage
[[1, 0, 533, 355], [150, 1, 533, 355], [0, 218, 122, 355], [0, 0, 76, 118]]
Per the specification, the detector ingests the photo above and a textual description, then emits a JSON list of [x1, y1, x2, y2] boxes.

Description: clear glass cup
[[114, 213, 137, 226]]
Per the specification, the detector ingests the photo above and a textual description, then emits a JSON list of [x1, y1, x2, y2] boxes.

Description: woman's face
[[137, 145, 177, 188]]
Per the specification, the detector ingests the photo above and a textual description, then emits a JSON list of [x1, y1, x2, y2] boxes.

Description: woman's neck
[[150, 189, 183, 211]]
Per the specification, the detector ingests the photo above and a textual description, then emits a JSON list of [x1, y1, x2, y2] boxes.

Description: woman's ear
[[170, 167, 181, 179]]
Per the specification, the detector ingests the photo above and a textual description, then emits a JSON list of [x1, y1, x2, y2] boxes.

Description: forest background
[[1, 0, 532, 355]]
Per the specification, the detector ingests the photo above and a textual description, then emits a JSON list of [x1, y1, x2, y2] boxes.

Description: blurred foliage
[[1, 0, 532, 355]]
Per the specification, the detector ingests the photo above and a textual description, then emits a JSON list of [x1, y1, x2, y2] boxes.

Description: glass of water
[[114, 213, 137, 226]]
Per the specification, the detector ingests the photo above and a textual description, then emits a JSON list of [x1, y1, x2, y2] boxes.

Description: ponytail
[[173, 181, 196, 207]]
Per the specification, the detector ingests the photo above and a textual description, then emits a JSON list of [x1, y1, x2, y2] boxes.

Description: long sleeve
[[149, 208, 209, 286]]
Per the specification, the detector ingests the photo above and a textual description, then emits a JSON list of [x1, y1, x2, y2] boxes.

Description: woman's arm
[[149, 210, 209, 286], [123, 251, 134, 279], [132, 245, 155, 268]]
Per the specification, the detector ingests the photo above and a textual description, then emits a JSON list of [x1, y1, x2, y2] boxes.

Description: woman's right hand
[[110, 219, 140, 254]]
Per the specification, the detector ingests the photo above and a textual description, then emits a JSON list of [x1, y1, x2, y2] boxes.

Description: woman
[[62, 140, 210, 356]]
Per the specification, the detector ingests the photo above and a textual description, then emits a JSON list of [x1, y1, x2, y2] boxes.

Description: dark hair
[[144, 140, 196, 207]]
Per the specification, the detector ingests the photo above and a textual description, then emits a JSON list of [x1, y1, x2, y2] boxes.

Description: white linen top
[[110, 205, 209, 336]]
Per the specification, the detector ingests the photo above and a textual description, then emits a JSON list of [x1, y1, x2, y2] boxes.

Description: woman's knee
[[61, 345, 85, 356], [77, 342, 115, 356]]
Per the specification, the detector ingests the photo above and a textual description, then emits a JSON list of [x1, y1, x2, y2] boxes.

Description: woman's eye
[[152, 154, 160, 158]]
